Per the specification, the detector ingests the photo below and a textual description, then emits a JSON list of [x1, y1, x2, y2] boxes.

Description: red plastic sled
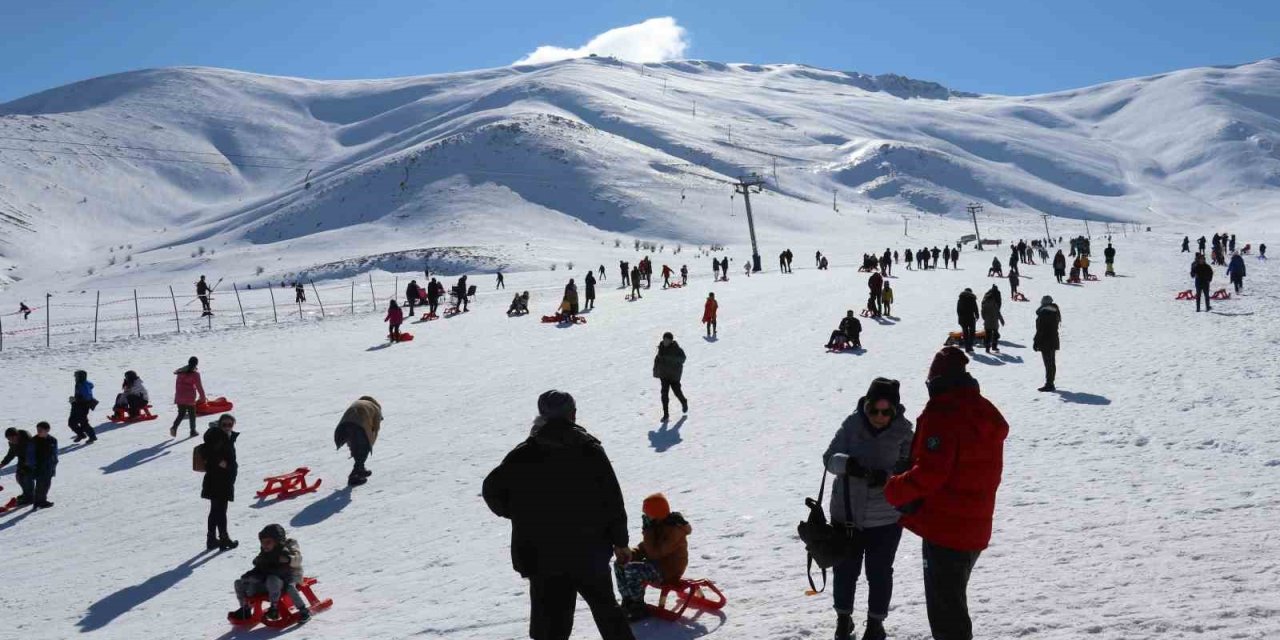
[[1175, 290, 1194, 300], [1011, 292, 1029, 302], [541, 313, 587, 325], [420, 312, 439, 321], [109, 406, 157, 424], [389, 332, 415, 342], [255, 467, 322, 502], [0, 486, 16, 514], [664, 283, 685, 289], [1211, 289, 1231, 300], [826, 343, 863, 353], [944, 330, 985, 347], [859, 309, 875, 318], [643, 578, 726, 622], [227, 576, 333, 628], [196, 397, 234, 416]]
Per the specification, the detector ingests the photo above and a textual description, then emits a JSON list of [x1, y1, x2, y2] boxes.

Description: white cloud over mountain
[[514, 16, 689, 65]]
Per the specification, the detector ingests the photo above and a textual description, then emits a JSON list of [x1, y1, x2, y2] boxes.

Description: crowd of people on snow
[[3, 226, 1269, 640]]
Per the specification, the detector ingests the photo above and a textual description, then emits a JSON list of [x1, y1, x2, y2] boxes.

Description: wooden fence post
[[169, 285, 181, 334], [233, 284, 247, 327], [134, 290, 141, 337], [310, 281, 326, 318], [268, 286, 278, 323], [94, 291, 100, 343]]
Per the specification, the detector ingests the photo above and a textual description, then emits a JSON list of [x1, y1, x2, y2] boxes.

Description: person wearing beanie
[[980, 286, 1005, 354], [653, 332, 688, 422], [613, 493, 694, 621], [884, 348, 1008, 640], [200, 414, 239, 550], [1, 427, 34, 506], [230, 523, 310, 624], [171, 356, 207, 438], [483, 391, 635, 640], [1034, 296, 1062, 392], [334, 396, 383, 486], [69, 369, 98, 443], [821, 378, 914, 640], [956, 288, 980, 353]]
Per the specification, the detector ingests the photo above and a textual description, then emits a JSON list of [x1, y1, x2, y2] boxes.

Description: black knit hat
[[537, 390, 576, 420], [864, 377, 901, 406]]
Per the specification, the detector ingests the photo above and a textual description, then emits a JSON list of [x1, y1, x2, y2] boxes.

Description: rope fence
[[0, 275, 421, 352]]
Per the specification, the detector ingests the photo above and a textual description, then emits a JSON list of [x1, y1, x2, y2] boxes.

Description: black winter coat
[[483, 418, 628, 578], [1, 430, 32, 471], [1034, 303, 1061, 352], [1192, 263, 1214, 287], [653, 341, 687, 381], [956, 291, 979, 324], [585, 273, 596, 298], [201, 427, 239, 502]]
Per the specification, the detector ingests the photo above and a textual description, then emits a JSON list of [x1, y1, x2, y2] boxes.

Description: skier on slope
[[884, 347, 1008, 640], [19, 302, 31, 319], [822, 377, 913, 640], [197, 276, 213, 316], [653, 332, 688, 422]]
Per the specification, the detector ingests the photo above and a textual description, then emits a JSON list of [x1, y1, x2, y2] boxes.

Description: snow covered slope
[[1, 229, 1278, 640], [1, 57, 1279, 295]]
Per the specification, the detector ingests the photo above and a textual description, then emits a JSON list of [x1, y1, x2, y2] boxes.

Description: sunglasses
[[867, 407, 896, 418]]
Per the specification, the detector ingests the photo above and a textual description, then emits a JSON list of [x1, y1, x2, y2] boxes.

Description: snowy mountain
[[1, 56, 1279, 293]]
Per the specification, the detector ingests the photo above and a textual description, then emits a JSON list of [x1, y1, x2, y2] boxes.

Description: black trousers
[[34, 473, 53, 504], [199, 295, 211, 313], [922, 540, 982, 640], [207, 498, 230, 542], [429, 298, 439, 314], [1041, 349, 1056, 386], [1195, 285, 1211, 311], [528, 571, 635, 640], [69, 402, 96, 439], [172, 405, 197, 432], [659, 379, 686, 414], [959, 321, 977, 351]]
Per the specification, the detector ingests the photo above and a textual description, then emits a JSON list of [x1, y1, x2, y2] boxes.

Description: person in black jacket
[[29, 422, 58, 509], [483, 391, 635, 640], [1034, 296, 1062, 392], [201, 414, 240, 551], [1053, 250, 1067, 284], [405, 280, 421, 316], [956, 289, 980, 353], [653, 332, 688, 422], [827, 311, 863, 350], [584, 271, 597, 311], [1191, 254, 1214, 312], [426, 278, 442, 316], [2, 427, 34, 505]]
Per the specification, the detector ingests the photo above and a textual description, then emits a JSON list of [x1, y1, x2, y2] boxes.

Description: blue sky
[[2, 0, 1277, 102]]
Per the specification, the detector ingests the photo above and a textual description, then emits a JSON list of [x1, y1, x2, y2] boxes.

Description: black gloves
[[845, 457, 867, 478]]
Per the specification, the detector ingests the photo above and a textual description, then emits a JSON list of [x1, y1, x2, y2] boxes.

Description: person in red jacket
[[884, 346, 1008, 640], [702, 293, 718, 338], [171, 357, 208, 438], [385, 299, 404, 342]]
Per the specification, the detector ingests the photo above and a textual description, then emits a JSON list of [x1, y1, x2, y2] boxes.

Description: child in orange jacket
[[614, 493, 692, 620]]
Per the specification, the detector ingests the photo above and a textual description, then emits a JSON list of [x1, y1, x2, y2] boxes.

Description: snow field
[[1, 229, 1278, 639]]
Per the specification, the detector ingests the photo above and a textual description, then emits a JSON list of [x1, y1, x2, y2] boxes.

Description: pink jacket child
[[170, 356, 208, 437], [385, 300, 404, 341]]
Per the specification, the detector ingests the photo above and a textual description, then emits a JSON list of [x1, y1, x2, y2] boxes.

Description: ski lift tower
[[966, 202, 985, 250], [735, 173, 767, 271]]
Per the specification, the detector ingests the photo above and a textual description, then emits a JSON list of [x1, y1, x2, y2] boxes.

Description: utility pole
[[902, 215, 909, 236], [967, 202, 985, 250], [1041, 214, 1051, 244], [734, 173, 766, 272], [1084, 218, 1091, 239], [832, 189, 838, 212]]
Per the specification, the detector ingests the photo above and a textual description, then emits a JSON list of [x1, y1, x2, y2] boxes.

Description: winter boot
[[834, 613, 854, 640], [1038, 384, 1056, 393], [348, 473, 368, 486], [622, 598, 649, 621], [207, 535, 219, 551], [680, 398, 689, 414], [218, 539, 239, 551], [861, 619, 886, 640], [296, 607, 312, 623], [264, 604, 281, 622], [229, 606, 252, 621], [360, 468, 372, 477]]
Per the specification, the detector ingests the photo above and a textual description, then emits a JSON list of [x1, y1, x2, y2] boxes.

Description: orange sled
[[109, 406, 157, 424], [255, 467, 322, 502], [196, 397, 234, 416]]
